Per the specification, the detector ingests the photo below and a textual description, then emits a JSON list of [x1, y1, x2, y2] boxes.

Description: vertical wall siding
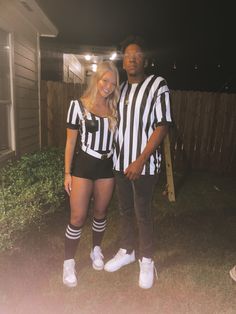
[[14, 40, 39, 155]]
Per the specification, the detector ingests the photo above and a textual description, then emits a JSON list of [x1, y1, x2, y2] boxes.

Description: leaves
[[0, 148, 65, 251]]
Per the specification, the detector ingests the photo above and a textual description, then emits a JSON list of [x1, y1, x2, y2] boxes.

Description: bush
[[0, 147, 65, 251]]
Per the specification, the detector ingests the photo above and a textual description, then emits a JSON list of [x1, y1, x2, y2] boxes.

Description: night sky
[[36, 0, 235, 92]]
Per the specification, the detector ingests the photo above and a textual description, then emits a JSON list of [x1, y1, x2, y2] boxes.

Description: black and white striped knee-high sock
[[64, 223, 82, 260], [92, 217, 107, 248]]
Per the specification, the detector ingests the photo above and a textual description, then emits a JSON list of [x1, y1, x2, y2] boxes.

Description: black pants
[[114, 171, 158, 258]]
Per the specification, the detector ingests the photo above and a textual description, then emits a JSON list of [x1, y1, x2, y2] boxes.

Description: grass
[[0, 171, 235, 314]]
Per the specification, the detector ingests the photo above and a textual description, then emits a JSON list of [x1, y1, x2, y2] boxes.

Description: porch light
[[85, 54, 92, 61], [109, 52, 117, 60], [91, 63, 97, 72]]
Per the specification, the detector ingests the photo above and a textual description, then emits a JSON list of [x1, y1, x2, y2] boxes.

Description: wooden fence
[[170, 90, 236, 174], [41, 81, 236, 174], [41, 80, 85, 148]]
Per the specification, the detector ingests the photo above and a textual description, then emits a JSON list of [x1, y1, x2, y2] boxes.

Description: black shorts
[[71, 149, 114, 180]]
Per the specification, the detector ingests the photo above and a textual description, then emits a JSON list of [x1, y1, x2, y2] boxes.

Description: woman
[[63, 61, 119, 287]]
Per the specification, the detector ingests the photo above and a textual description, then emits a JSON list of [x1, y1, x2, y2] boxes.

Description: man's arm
[[124, 124, 169, 180]]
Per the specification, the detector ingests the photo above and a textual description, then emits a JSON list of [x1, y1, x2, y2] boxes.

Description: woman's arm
[[64, 128, 78, 195]]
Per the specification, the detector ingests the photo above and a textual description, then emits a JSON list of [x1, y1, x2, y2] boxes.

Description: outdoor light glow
[[109, 52, 117, 60], [91, 63, 97, 72], [41, 34, 57, 37], [84, 54, 92, 61]]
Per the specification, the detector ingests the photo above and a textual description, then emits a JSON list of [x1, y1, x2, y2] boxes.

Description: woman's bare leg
[[65, 176, 94, 260], [91, 178, 115, 247]]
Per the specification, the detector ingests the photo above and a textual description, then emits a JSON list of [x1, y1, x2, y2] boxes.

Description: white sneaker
[[90, 246, 104, 270], [229, 265, 236, 282], [139, 257, 157, 289], [104, 248, 135, 272], [63, 259, 77, 287]]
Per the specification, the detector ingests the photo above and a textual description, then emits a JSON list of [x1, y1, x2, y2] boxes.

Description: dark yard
[[0, 171, 235, 314]]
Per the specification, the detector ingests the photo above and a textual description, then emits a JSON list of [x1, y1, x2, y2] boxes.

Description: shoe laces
[[140, 260, 158, 280], [64, 265, 76, 277], [93, 247, 104, 260], [113, 248, 127, 260]]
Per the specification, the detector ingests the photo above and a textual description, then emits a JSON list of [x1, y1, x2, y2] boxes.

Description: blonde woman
[[63, 61, 119, 287]]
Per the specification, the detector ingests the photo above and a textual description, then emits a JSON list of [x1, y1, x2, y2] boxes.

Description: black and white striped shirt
[[67, 100, 114, 153], [113, 75, 172, 175]]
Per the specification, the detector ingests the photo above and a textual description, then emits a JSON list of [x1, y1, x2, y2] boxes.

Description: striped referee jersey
[[113, 75, 172, 175], [66, 100, 114, 153]]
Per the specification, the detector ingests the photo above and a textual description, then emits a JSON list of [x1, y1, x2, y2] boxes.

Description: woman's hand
[[64, 173, 72, 196]]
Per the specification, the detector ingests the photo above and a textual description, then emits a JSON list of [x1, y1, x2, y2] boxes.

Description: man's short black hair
[[120, 35, 147, 54]]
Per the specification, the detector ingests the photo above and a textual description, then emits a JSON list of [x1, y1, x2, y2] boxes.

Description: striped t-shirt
[[113, 75, 172, 175], [66, 100, 114, 153]]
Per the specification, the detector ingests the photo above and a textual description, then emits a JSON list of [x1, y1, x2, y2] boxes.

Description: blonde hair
[[81, 61, 120, 131]]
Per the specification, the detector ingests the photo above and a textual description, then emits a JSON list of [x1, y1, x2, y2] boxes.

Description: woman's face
[[97, 71, 117, 98]]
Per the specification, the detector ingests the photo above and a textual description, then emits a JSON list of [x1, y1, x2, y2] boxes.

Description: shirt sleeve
[[154, 79, 172, 126], [66, 100, 82, 129]]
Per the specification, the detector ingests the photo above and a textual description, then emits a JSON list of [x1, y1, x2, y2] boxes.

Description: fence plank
[[191, 92, 202, 168], [163, 134, 176, 202]]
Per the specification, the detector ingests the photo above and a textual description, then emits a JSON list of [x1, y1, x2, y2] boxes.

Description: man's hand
[[124, 158, 144, 180]]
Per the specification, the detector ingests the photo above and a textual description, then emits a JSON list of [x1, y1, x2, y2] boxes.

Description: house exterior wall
[[14, 37, 40, 155], [63, 54, 84, 84], [0, 0, 57, 163], [41, 49, 63, 81], [41, 49, 85, 85]]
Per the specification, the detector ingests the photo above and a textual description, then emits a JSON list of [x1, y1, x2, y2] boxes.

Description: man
[[104, 36, 172, 289]]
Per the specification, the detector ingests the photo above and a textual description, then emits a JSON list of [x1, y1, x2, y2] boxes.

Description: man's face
[[123, 44, 145, 78]]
